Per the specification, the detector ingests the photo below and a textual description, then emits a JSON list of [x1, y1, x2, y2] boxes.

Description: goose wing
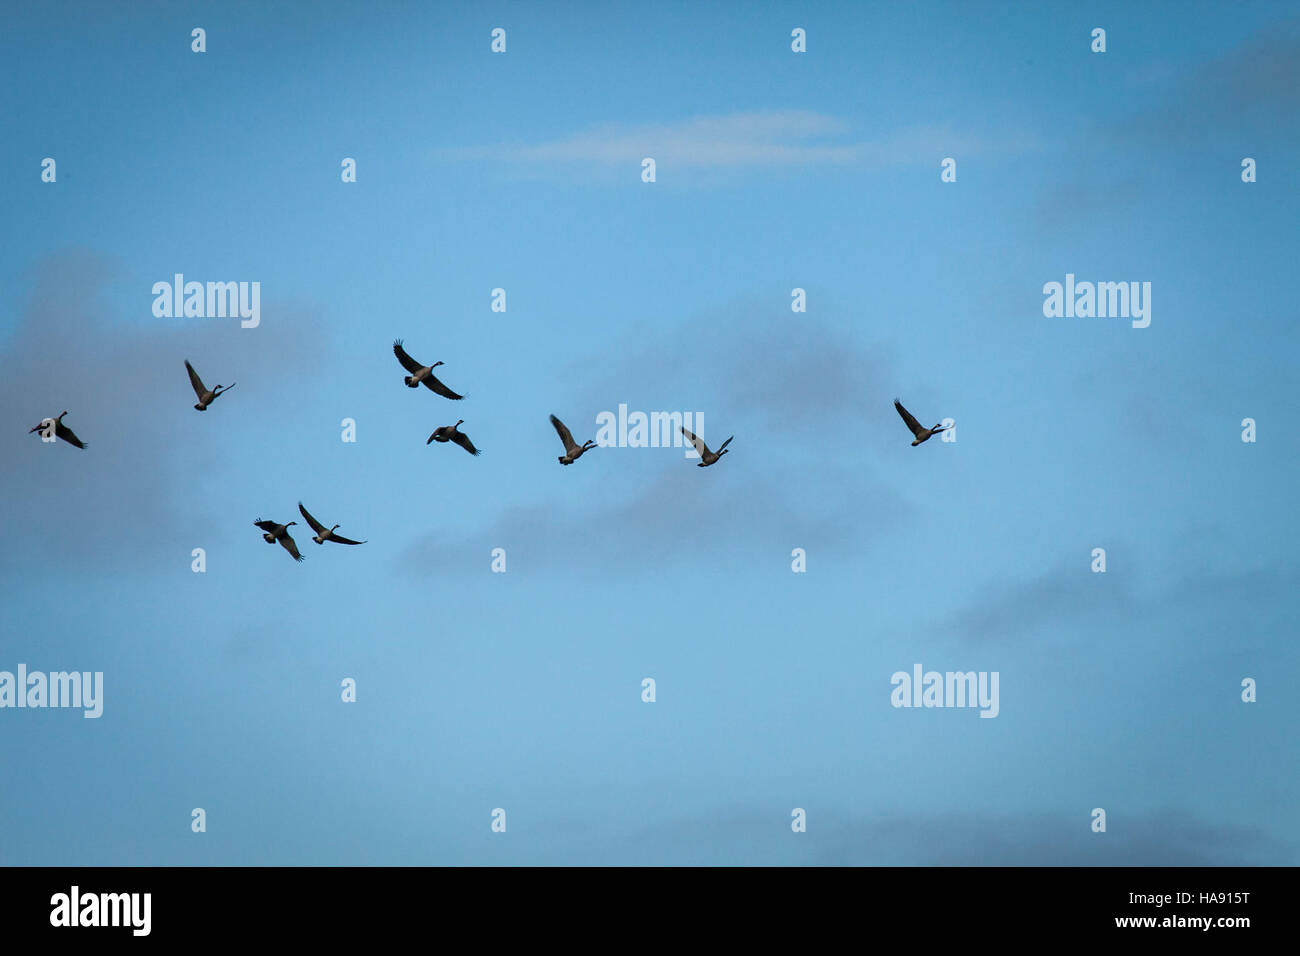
[[680, 426, 710, 458], [185, 360, 208, 399], [423, 373, 463, 400], [550, 414, 579, 453], [451, 430, 480, 455], [297, 502, 328, 535], [393, 339, 424, 375], [254, 519, 279, 533], [55, 420, 87, 449], [329, 532, 366, 545], [894, 399, 925, 438], [279, 533, 305, 562]]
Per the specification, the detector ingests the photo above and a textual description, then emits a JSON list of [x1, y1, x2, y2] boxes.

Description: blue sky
[[1, 1, 1297, 864]]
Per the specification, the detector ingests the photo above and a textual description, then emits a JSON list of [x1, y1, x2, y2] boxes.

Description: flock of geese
[[254, 503, 366, 563], [27, 341, 947, 562]]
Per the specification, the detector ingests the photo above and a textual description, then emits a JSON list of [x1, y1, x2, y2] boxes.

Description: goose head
[[432, 361, 444, 369]]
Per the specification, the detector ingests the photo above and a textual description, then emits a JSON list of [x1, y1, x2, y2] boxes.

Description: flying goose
[[28, 411, 87, 449], [392, 340, 464, 399], [681, 426, 733, 467], [254, 519, 305, 562], [427, 420, 480, 456], [894, 399, 948, 446], [550, 414, 595, 465], [185, 359, 235, 411], [297, 502, 367, 545]]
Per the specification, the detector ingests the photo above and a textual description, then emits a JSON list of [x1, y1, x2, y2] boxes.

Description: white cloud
[[436, 110, 1039, 170]]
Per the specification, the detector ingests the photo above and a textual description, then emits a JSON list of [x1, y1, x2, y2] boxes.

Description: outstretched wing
[[297, 502, 327, 535], [550, 414, 577, 453], [55, 421, 87, 449], [330, 532, 366, 545], [452, 430, 480, 456], [280, 533, 305, 562], [185, 360, 208, 399], [680, 426, 709, 458], [423, 372, 464, 400], [894, 399, 924, 438], [254, 519, 279, 533], [392, 340, 423, 375]]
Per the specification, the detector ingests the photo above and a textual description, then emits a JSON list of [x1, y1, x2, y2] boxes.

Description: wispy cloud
[[436, 110, 1040, 171]]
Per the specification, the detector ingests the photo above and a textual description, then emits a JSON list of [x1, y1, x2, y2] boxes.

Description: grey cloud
[[0, 247, 330, 571], [550, 805, 1291, 865], [1114, 18, 1300, 143], [401, 300, 916, 573], [929, 558, 1297, 648]]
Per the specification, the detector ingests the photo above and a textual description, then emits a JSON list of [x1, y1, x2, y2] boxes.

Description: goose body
[[681, 426, 733, 467], [253, 518, 305, 561], [185, 359, 235, 411], [550, 414, 595, 465], [393, 340, 463, 399], [894, 399, 948, 446], [28, 411, 86, 449], [298, 502, 366, 545], [427, 420, 480, 455]]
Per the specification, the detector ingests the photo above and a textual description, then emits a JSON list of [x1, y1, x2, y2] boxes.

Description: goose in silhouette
[[427, 420, 480, 456], [28, 411, 87, 449], [550, 414, 595, 465], [297, 502, 366, 545], [393, 340, 463, 399], [681, 426, 733, 467], [254, 519, 305, 562], [185, 360, 235, 411], [894, 399, 948, 446]]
